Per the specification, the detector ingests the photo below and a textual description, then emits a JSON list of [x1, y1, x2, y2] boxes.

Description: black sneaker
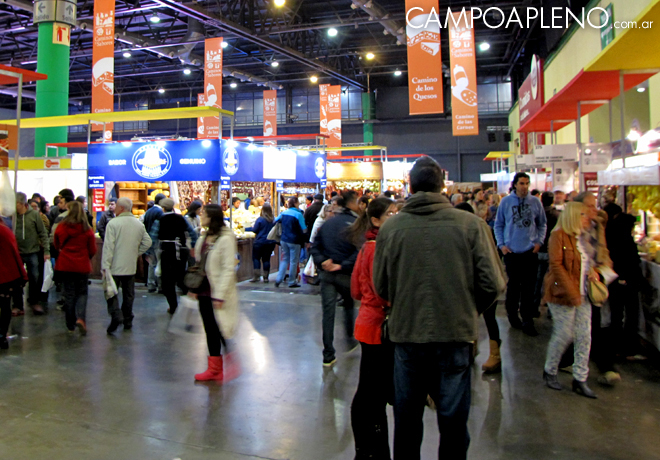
[[508, 315, 523, 329], [107, 318, 121, 334], [323, 357, 337, 367], [288, 283, 301, 288], [123, 315, 134, 330], [0, 336, 8, 350], [522, 321, 539, 337]]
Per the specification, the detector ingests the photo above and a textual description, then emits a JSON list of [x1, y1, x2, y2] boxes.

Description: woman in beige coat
[[189, 204, 240, 382]]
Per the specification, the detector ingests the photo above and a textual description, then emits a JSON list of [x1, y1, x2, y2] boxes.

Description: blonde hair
[[491, 194, 501, 206], [553, 202, 584, 236]]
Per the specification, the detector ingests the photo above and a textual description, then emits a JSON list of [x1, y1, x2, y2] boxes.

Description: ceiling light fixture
[[221, 41, 229, 49], [310, 76, 318, 83], [149, 14, 161, 23], [230, 82, 238, 88], [271, 61, 279, 68], [158, 88, 165, 94], [394, 70, 402, 77], [479, 42, 491, 51], [366, 52, 375, 60], [637, 86, 647, 93], [328, 28, 338, 37], [183, 68, 191, 75], [123, 51, 132, 58], [274, 0, 285, 7]]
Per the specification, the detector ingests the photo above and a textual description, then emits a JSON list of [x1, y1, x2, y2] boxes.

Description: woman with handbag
[[543, 202, 600, 399], [0, 219, 28, 350], [347, 197, 397, 460], [246, 203, 276, 283], [54, 201, 97, 334], [188, 204, 241, 382]]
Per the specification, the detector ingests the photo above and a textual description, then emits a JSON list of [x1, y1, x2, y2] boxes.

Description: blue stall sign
[[89, 175, 105, 189], [320, 178, 327, 189], [88, 140, 221, 182], [275, 180, 284, 192], [220, 177, 231, 191]]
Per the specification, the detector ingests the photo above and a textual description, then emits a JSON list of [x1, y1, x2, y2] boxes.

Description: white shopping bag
[[168, 296, 205, 335], [0, 170, 15, 217], [41, 261, 54, 293], [102, 270, 118, 300], [303, 257, 316, 277]]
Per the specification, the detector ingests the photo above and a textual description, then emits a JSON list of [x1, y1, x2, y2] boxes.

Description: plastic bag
[[102, 270, 118, 300], [168, 296, 204, 335], [303, 257, 316, 277], [41, 261, 54, 293], [0, 170, 15, 217]]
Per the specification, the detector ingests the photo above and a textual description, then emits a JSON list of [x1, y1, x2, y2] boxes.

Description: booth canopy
[[0, 107, 232, 129], [518, 69, 655, 133], [586, 0, 660, 72], [484, 151, 514, 161], [0, 65, 47, 85]]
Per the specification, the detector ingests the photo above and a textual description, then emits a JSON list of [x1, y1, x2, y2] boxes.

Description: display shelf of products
[[327, 180, 381, 195], [176, 181, 216, 210]]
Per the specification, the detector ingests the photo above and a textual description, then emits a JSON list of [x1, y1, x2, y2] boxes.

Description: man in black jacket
[[97, 198, 117, 241], [304, 194, 324, 240], [311, 190, 360, 366], [143, 193, 166, 292], [534, 192, 560, 316]]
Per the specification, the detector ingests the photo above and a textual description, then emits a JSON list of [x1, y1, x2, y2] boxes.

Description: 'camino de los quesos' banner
[[92, 0, 115, 140], [263, 90, 278, 146], [200, 37, 223, 139], [327, 85, 342, 156], [88, 140, 221, 182], [319, 84, 330, 137], [406, 0, 444, 115], [448, 11, 478, 136]]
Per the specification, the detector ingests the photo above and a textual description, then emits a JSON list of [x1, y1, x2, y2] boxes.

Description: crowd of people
[[0, 157, 649, 459]]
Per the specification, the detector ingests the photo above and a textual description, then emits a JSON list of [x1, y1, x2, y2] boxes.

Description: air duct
[[0, 87, 81, 105], [351, 0, 405, 45]]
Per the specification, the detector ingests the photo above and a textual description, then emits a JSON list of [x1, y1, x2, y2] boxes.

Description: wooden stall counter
[[236, 238, 279, 282]]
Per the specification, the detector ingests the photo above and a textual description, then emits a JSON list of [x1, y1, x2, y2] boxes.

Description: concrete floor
[[1, 280, 660, 460]]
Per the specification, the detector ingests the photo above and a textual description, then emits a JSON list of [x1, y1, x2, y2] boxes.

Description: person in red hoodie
[[348, 197, 397, 460], [0, 218, 28, 349], [54, 201, 97, 334]]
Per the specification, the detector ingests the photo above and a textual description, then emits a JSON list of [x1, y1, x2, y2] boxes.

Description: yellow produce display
[[629, 186, 660, 219]]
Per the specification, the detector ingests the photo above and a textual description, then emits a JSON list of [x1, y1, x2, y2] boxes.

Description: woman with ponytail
[[349, 197, 397, 460]]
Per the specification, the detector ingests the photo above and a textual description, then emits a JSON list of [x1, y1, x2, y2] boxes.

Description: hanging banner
[[327, 85, 342, 156], [406, 0, 444, 115], [448, 12, 478, 136], [519, 55, 544, 129], [203, 37, 223, 139], [319, 84, 330, 137], [263, 90, 278, 146], [197, 93, 207, 139], [92, 0, 115, 139]]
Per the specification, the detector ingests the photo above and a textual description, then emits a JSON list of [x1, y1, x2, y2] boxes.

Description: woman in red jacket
[[54, 201, 97, 334], [0, 219, 28, 350], [348, 197, 397, 460]]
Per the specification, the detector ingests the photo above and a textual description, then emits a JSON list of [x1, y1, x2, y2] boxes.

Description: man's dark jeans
[[320, 270, 355, 361], [393, 342, 471, 460], [504, 249, 538, 323], [106, 275, 135, 324], [17, 252, 40, 307]]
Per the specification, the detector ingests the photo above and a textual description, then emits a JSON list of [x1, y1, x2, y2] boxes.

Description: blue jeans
[[276, 241, 301, 286], [20, 252, 41, 306], [393, 343, 471, 460], [320, 270, 355, 361], [62, 273, 89, 330]]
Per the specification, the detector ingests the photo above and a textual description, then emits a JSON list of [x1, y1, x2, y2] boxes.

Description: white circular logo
[[132, 145, 172, 179], [223, 147, 239, 176], [531, 55, 539, 101], [315, 157, 325, 179]]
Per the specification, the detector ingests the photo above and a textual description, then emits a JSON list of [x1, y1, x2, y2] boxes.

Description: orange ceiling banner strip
[[319, 84, 330, 137], [263, 89, 278, 146], [202, 37, 223, 139], [406, 0, 444, 115], [448, 11, 478, 136], [327, 85, 342, 156], [91, 0, 115, 138]]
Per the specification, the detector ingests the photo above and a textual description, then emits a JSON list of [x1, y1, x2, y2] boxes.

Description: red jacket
[[0, 224, 28, 286], [351, 228, 389, 344], [54, 222, 97, 274]]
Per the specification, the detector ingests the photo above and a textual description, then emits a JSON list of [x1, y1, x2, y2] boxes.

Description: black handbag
[[380, 307, 392, 345], [184, 240, 213, 290]]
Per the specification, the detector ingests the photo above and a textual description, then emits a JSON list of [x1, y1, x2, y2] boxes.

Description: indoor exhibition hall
[[0, 1, 659, 459]]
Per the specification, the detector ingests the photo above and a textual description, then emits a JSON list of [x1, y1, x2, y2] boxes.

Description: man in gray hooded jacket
[[373, 156, 506, 460]]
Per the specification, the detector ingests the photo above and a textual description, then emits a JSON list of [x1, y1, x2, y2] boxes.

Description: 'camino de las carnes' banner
[[263, 90, 278, 146], [406, 0, 443, 115], [319, 84, 330, 137], [202, 37, 223, 139], [327, 85, 342, 156], [92, 0, 115, 139], [448, 11, 478, 136]]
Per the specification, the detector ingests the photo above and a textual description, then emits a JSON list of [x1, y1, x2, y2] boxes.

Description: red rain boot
[[194, 356, 224, 381], [222, 352, 242, 383]]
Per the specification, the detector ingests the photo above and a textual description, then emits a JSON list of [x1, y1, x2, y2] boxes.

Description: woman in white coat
[[189, 204, 240, 382]]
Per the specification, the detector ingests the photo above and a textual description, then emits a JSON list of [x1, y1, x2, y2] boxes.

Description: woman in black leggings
[[246, 203, 276, 283], [0, 219, 28, 350]]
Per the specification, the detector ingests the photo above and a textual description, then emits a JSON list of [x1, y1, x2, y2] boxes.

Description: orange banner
[[319, 84, 330, 138], [92, 0, 115, 138], [203, 37, 223, 139], [327, 85, 342, 156], [448, 12, 478, 136], [406, 0, 443, 115], [263, 90, 277, 146]]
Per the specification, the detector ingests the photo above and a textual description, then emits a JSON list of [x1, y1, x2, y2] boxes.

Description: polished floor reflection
[[1, 281, 659, 460]]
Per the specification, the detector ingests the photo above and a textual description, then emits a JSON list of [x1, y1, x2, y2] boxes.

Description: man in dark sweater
[[533, 191, 560, 316], [143, 193, 166, 292], [149, 198, 197, 314], [97, 198, 117, 241], [311, 190, 360, 366]]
